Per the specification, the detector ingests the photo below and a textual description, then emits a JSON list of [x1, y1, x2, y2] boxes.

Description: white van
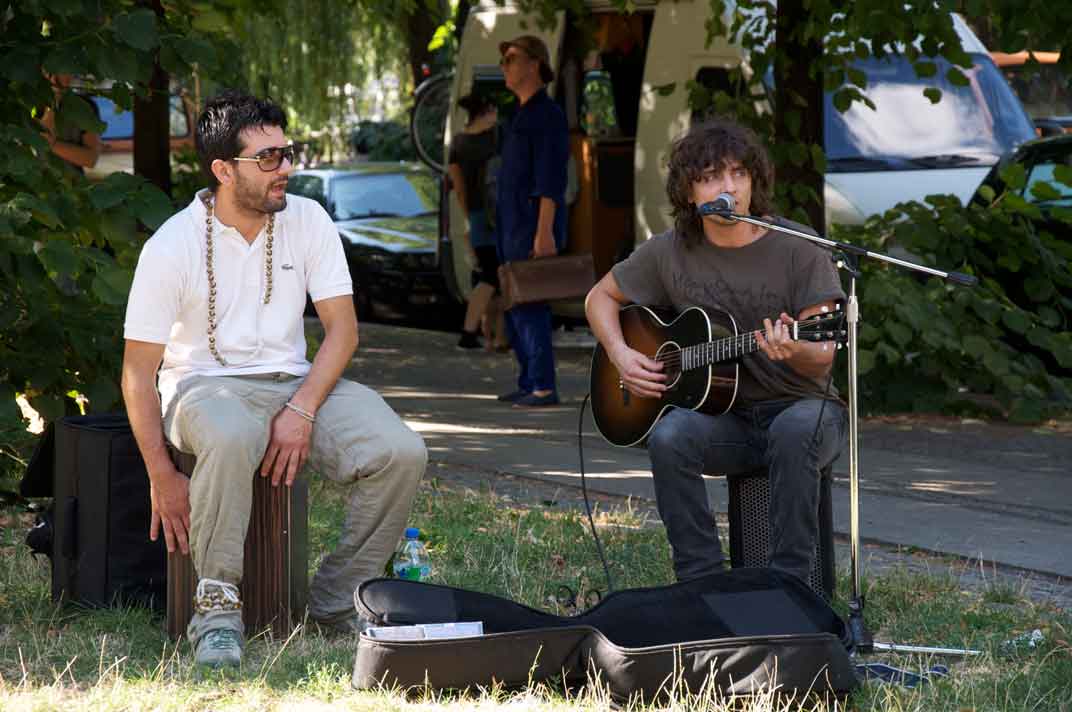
[[416, 0, 1035, 311]]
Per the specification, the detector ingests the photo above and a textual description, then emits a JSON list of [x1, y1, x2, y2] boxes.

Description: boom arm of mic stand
[[711, 211, 977, 285], [716, 210, 978, 656]]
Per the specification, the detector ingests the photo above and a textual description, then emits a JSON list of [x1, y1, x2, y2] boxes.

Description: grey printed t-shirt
[[611, 220, 845, 405]]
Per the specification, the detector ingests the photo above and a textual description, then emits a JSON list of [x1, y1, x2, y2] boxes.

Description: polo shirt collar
[[189, 188, 279, 243]]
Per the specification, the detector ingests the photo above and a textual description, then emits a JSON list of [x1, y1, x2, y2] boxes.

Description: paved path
[[343, 321, 1072, 580]]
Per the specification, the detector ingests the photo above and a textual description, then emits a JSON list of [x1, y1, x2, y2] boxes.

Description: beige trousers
[[163, 373, 426, 641]]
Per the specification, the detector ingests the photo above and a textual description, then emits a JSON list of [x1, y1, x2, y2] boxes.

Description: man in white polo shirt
[[121, 90, 426, 667]]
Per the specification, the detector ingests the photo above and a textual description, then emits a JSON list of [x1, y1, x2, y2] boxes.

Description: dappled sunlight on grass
[[1, 474, 1069, 710]]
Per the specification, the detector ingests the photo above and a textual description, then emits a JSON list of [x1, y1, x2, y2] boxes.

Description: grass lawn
[[1, 468, 1070, 711]]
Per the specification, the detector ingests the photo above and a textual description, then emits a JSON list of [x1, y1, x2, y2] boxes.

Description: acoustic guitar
[[590, 305, 845, 447]]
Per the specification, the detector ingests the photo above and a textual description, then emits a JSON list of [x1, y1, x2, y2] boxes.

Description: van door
[[635, 0, 743, 245], [443, 4, 565, 303]]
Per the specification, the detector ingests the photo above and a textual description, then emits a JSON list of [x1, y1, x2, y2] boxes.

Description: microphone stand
[[708, 207, 980, 658]]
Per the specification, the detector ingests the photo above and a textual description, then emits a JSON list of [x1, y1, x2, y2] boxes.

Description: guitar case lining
[[352, 567, 858, 703]]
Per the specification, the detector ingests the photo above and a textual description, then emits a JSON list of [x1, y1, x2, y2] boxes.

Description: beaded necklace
[[202, 193, 275, 367]]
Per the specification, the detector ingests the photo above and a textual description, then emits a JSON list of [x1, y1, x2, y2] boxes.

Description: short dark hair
[[195, 90, 288, 189], [666, 117, 775, 247], [457, 92, 493, 124]]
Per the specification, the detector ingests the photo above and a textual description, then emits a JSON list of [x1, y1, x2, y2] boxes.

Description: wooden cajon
[[166, 448, 309, 639]]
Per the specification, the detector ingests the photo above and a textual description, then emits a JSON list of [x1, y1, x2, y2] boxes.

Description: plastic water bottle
[[393, 527, 431, 581]]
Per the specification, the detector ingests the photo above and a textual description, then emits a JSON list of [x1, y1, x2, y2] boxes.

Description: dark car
[[970, 134, 1072, 375], [971, 134, 1072, 221], [288, 163, 457, 320]]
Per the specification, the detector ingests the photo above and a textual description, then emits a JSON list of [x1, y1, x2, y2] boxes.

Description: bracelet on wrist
[[284, 401, 316, 423]]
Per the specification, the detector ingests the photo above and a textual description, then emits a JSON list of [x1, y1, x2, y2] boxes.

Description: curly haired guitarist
[[585, 117, 847, 584]]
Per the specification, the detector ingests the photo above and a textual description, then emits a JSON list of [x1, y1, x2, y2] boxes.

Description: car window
[[819, 54, 1037, 168], [288, 175, 326, 209], [92, 95, 189, 140], [332, 172, 437, 220], [1026, 161, 1072, 205]]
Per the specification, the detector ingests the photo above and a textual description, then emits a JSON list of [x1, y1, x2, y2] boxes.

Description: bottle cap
[[404, 527, 420, 539]]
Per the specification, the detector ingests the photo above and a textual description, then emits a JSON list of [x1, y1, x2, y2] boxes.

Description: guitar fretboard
[[679, 331, 761, 370]]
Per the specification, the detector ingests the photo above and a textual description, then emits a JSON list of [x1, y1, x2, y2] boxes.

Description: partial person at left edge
[[119, 90, 427, 669], [38, 73, 101, 175]]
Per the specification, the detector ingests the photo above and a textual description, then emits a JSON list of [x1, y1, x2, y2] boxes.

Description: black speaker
[[726, 466, 835, 600], [51, 415, 167, 609]]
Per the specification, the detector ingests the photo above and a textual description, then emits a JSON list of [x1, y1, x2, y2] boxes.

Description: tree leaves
[[1029, 180, 1062, 202], [0, 47, 41, 84], [653, 82, 677, 97], [945, 67, 969, 87], [92, 264, 133, 306], [112, 9, 159, 52], [11, 194, 61, 229], [834, 167, 1072, 421], [913, 61, 938, 78], [133, 185, 176, 230], [89, 173, 143, 211], [56, 92, 106, 135], [87, 173, 172, 229], [0, 0, 232, 433], [37, 240, 81, 278]]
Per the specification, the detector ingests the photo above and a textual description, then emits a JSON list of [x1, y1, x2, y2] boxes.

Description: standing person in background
[[495, 35, 570, 407], [449, 92, 507, 351], [39, 73, 101, 175]]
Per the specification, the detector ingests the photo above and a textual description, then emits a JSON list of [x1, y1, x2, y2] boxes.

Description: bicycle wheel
[[410, 72, 453, 174]]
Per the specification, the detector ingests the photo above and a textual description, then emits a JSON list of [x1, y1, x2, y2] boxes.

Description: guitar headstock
[[792, 309, 847, 344]]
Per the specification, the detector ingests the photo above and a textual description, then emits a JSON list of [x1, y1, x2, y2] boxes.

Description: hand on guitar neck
[[756, 312, 803, 364]]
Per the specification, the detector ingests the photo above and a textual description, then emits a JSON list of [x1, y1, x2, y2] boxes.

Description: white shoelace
[[196, 577, 240, 603]]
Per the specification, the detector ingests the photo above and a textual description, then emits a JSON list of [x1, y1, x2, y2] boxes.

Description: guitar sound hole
[[655, 342, 683, 389]]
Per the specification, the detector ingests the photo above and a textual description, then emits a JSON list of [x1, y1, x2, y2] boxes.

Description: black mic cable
[[577, 392, 615, 593]]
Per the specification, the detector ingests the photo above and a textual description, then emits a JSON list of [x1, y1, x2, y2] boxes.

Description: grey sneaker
[[195, 627, 243, 668]]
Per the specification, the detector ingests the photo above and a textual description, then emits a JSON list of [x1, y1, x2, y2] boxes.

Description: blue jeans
[[505, 302, 556, 393], [646, 399, 848, 583]]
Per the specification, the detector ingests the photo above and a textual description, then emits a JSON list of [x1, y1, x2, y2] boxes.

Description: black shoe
[[513, 391, 560, 407], [457, 331, 481, 349], [497, 389, 529, 402]]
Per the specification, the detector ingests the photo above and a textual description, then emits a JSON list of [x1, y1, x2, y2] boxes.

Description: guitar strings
[[651, 317, 836, 370], [654, 332, 759, 369]]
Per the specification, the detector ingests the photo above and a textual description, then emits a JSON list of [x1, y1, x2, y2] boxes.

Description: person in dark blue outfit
[[495, 35, 570, 408]]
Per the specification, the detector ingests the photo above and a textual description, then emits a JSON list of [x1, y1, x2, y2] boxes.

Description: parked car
[[85, 93, 196, 180], [971, 133, 1072, 223], [287, 163, 457, 319], [991, 51, 1072, 136], [970, 134, 1072, 374]]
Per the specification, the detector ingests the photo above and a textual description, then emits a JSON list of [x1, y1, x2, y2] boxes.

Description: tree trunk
[[404, 4, 441, 88], [773, 0, 824, 232], [453, 0, 471, 44], [133, 0, 171, 196]]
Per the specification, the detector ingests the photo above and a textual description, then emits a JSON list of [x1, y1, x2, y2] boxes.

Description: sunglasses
[[499, 51, 531, 67], [231, 144, 295, 172]]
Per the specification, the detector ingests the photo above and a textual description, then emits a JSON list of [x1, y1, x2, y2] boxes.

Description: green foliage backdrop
[[0, 2, 229, 447], [2, 0, 1070, 481]]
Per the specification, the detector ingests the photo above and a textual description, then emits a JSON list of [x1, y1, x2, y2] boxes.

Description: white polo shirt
[[124, 189, 353, 413]]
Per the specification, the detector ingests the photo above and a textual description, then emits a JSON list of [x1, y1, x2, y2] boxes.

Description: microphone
[[698, 193, 736, 217]]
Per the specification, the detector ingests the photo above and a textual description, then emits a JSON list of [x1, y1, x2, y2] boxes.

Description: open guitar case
[[352, 567, 858, 703]]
